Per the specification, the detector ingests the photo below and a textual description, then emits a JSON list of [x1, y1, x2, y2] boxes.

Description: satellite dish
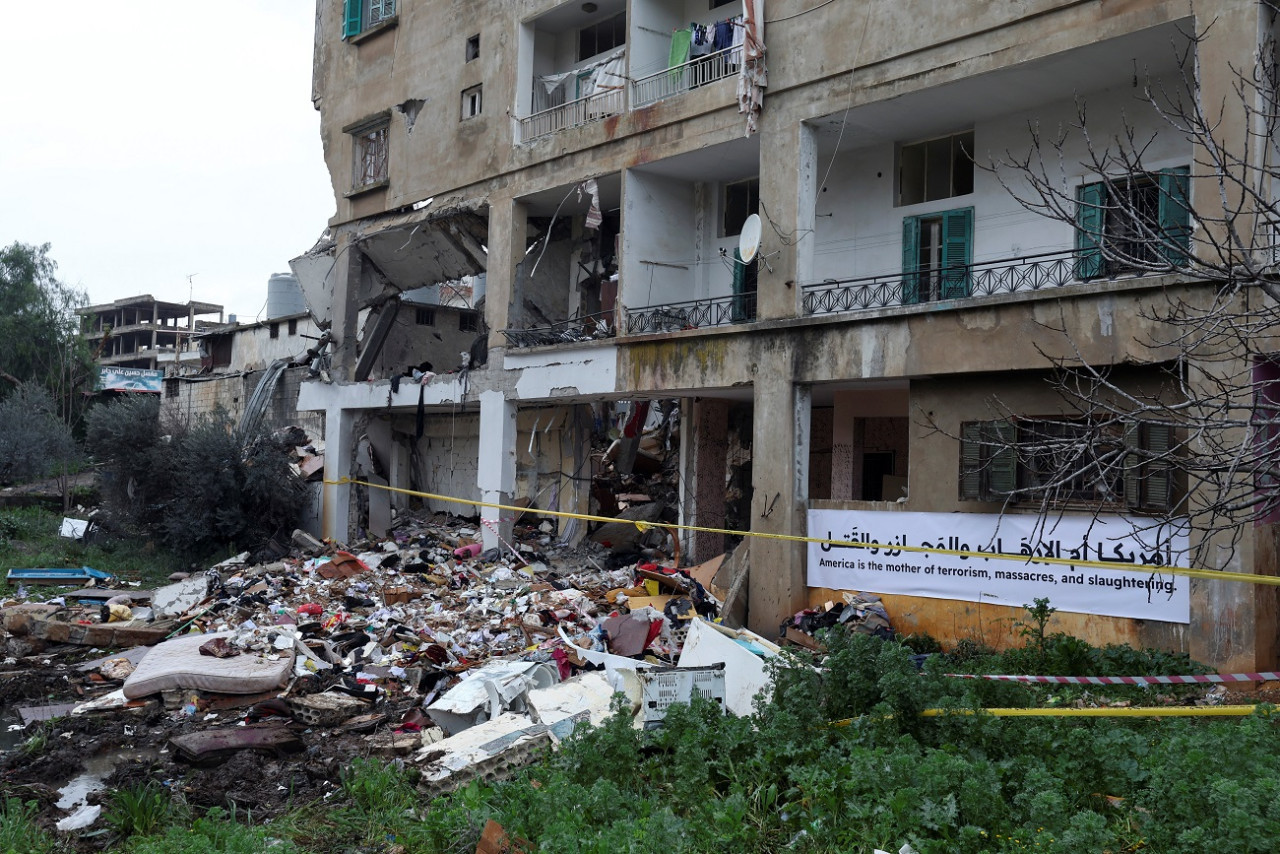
[[738, 214, 762, 264]]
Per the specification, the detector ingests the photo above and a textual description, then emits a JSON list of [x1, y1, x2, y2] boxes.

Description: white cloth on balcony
[[737, 0, 766, 136]]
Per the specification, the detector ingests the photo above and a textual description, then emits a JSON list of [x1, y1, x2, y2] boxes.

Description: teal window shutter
[[940, 207, 974, 299], [1158, 166, 1191, 267], [901, 216, 920, 304], [959, 420, 1018, 501], [1125, 422, 1174, 511], [959, 422, 983, 500], [1075, 181, 1105, 280], [731, 248, 747, 322], [343, 0, 362, 38], [987, 420, 1019, 499]]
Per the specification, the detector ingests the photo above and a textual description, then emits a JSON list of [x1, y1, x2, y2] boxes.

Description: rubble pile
[[1, 509, 782, 829]]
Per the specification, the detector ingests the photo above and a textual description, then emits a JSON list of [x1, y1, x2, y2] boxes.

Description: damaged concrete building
[[293, 0, 1280, 672]]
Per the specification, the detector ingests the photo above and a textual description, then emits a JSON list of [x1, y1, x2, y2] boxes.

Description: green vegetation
[[86, 398, 306, 556], [0, 506, 190, 598]]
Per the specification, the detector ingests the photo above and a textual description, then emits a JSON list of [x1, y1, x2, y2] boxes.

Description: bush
[[0, 381, 79, 486], [86, 399, 305, 556]]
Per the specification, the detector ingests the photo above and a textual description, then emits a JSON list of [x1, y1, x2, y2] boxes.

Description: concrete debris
[[2, 508, 790, 798]]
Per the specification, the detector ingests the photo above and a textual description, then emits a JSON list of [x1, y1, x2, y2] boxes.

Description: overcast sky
[[0, 3, 334, 322]]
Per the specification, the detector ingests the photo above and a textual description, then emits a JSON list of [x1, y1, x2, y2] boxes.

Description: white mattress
[[123, 631, 294, 699]]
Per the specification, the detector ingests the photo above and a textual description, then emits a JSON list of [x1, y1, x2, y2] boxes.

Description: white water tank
[[266, 272, 307, 319]]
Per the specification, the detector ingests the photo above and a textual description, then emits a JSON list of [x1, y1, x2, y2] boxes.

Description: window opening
[[288, 318, 298, 336], [461, 85, 483, 119], [902, 207, 973, 303], [578, 12, 626, 61], [415, 307, 436, 326], [898, 130, 974, 206], [723, 178, 759, 237], [458, 311, 479, 333], [1075, 167, 1190, 279], [351, 120, 389, 188], [269, 323, 280, 340], [466, 34, 480, 61]]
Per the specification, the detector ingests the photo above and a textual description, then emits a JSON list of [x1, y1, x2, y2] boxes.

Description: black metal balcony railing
[[501, 316, 616, 349], [625, 291, 757, 335], [802, 249, 1139, 315]]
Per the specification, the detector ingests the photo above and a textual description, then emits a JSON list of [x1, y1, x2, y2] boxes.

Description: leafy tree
[[0, 242, 92, 424], [86, 397, 305, 555], [0, 381, 80, 494]]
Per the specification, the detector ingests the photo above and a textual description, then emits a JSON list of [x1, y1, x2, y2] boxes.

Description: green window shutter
[[901, 216, 920, 304], [1139, 422, 1173, 510], [343, 0, 362, 38], [959, 421, 983, 500], [986, 420, 1019, 499], [731, 248, 747, 322], [1158, 166, 1191, 267], [1122, 422, 1142, 507], [1075, 182, 1105, 280], [940, 207, 974, 299]]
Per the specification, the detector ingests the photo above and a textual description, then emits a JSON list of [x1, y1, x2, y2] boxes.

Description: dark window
[[461, 85, 483, 120], [269, 323, 280, 340], [165, 378, 179, 399], [351, 119, 389, 188], [723, 178, 759, 237], [1075, 167, 1190, 279], [415, 307, 436, 326], [959, 418, 1176, 511], [898, 131, 974, 206], [287, 318, 298, 336], [458, 311, 479, 333], [711, 0, 737, 7], [578, 12, 626, 61], [901, 207, 973, 303], [466, 34, 480, 61]]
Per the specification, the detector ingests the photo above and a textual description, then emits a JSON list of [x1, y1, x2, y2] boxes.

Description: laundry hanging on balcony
[[737, 0, 767, 136]]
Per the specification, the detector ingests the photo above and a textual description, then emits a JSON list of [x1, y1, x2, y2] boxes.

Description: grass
[[0, 506, 205, 598], [5, 591, 1280, 852], [0, 797, 60, 854]]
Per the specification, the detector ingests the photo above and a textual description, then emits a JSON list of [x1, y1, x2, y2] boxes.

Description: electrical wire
[[766, 0, 840, 24]]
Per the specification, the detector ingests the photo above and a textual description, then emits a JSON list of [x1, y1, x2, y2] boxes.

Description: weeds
[[105, 782, 172, 839], [0, 798, 60, 854]]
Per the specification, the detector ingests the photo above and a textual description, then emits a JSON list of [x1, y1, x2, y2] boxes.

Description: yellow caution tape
[[324, 477, 1280, 587]]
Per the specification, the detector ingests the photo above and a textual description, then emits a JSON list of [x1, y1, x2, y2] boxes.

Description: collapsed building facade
[[293, 0, 1280, 672]]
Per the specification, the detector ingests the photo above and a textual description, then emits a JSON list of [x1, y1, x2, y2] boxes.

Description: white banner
[[807, 509, 1191, 623]]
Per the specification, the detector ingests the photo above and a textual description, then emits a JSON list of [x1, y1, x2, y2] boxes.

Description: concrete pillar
[[755, 120, 817, 321], [321, 406, 356, 543], [477, 390, 517, 551], [329, 232, 365, 381], [830, 391, 857, 501], [684, 398, 730, 562], [485, 197, 527, 360], [747, 362, 810, 638]]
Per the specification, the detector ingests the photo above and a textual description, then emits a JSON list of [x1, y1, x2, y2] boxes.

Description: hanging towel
[[669, 28, 691, 67]]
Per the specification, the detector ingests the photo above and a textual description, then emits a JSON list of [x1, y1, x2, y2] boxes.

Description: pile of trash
[[1, 510, 781, 807]]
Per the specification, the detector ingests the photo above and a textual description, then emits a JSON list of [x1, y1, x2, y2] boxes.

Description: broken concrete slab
[[151, 574, 209, 619], [415, 712, 554, 796], [169, 724, 304, 763], [588, 503, 665, 552]]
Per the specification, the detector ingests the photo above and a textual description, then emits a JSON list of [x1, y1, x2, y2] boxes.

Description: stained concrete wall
[[161, 366, 325, 442]]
